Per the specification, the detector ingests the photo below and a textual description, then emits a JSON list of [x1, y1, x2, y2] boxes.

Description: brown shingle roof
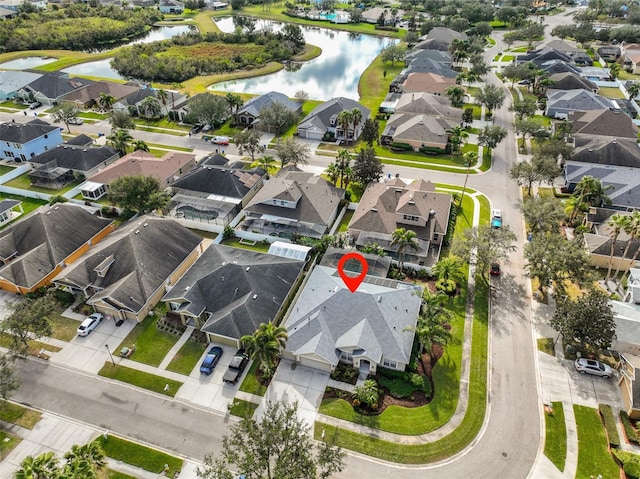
[[401, 72, 456, 95], [89, 150, 195, 185], [570, 109, 638, 139]]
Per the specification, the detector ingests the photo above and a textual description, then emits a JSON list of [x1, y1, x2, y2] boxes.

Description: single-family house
[[380, 113, 458, 150], [414, 27, 467, 52], [0, 199, 23, 226], [0, 204, 115, 294], [0, 0, 45, 11], [0, 5, 16, 18], [113, 88, 187, 118], [53, 216, 204, 323], [236, 91, 301, 129], [570, 109, 638, 139], [18, 72, 92, 106], [545, 39, 584, 57], [598, 46, 621, 62], [580, 208, 640, 270], [348, 178, 453, 268], [168, 154, 266, 227], [404, 49, 453, 66], [545, 89, 616, 119], [517, 47, 573, 67], [297, 97, 370, 142], [393, 72, 456, 96], [0, 71, 42, 101], [580, 66, 613, 82], [548, 72, 597, 92], [393, 92, 462, 120], [281, 263, 422, 373], [401, 57, 458, 78], [240, 167, 344, 239], [162, 244, 305, 347], [158, 0, 183, 13], [360, 6, 404, 25], [617, 351, 640, 419], [87, 150, 196, 198], [0, 119, 63, 162], [624, 44, 640, 74], [539, 59, 582, 76], [59, 81, 140, 110], [28, 144, 119, 189]]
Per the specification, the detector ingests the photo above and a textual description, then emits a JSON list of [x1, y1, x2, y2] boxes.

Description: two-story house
[[0, 119, 63, 162]]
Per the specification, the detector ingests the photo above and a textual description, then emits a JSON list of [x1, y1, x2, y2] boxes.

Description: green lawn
[[134, 118, 190, 132], [78, 111, 108, 120], [510, 46, 530, 53], [106, 470, 138, 479], [115, 311, 179, 367], [95, 435, 183, 477], [537, 338, 555, 356], [220, 237, 271, 253], [574, 405, 620, 479], [165, 340, 205, 375], [98, 363, 183, 397], [0, 401, 42, 429], [136, 125, 188, 137], [3, 174, 81, 195], [463, 103, 482, 120], [0, 165, 15, 176], [0, 100, 29, 110], [229, 398, 259, 419], [239, 360, 267, 396], [337, 210, 354, 233], [0, 431, 21, 459], [544, 401, 566, 471], [143, 142, 193, 152], [358, 54, 405, 112], [48, 310, 80, 342], [0, 333, 61, 356]]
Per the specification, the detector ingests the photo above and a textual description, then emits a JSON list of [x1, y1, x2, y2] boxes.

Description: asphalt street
[[1, 8, 582, 478]]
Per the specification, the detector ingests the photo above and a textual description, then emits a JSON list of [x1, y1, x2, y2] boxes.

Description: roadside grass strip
[[544, 401, 566, 471], [229, 398, 259, 419], [98, 363, 183, 398], [0, 400, 42, 429], [0, 430, 21, 457], [95, 435, 183, 476], [574, 405, 620, 479]]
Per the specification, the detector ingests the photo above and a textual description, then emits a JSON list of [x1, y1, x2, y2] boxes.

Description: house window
[[4, 151, 14, 158], [30, 152, 35, 158], [403, 214, 419, 222], [44, 146, 48, 151], [340, 351, 353, 362], [169, 302, 181, 311], [13, 143, 21, 149], [44, 135, 48, 139], [383, 358, 397, 369], [19, 154, 26, 161]]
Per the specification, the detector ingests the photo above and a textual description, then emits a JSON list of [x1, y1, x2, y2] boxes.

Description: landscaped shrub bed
[[621, 411, 640, 445], [377, 367, 432, 400], [330, 363, 359, 385], [599, 404, 620, 448], [613, 449, 640, 479]]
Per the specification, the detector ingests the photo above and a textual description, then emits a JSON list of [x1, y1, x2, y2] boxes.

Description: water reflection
[[212, 17, 395, 101], [84, 25, 193, 52], [62, 59, 126, 81]]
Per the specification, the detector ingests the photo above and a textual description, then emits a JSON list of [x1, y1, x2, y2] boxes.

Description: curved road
[[1, 10, 577, 478]]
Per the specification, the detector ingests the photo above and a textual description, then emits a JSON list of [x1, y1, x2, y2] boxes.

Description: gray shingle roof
[[564, 160, 640, 208], [0, 204, 113, 289], [171, 161, 265, 200], [548, 72, 597, 91], [284, 265, 422, 367], [546, 89, 615, 112], [163, 244, 304, 340], [298, 97, 370, 134], [237, 91, 300, 118], [53, 216, 202, 314], [570, 109, 638, 138], [244, 169, 344, 227], [572, 137, 640, 167], [65, 134, 94, 146], [0, 119, 59, 144], [25, 72, 91, 101], [30, 144, 118, 172], [382, 113, 457, 144], [394, 92, 462, 120]]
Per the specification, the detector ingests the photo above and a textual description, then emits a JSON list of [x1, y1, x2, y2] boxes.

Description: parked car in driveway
[[575, 358, 613, 378], [190, 124, 203, 134], [223, 349, 249, 384], [77, 313, 103, 336], [202, 124, 213, 132], [68, 117, 84, 125], [490, 263, 500, 276], [212, 136, 230, 145], [200, 346, 223, 375], [29, 101, 42, 109]]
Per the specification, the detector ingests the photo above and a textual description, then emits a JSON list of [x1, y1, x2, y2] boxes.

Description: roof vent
[[246, 266, 250, 272], [371, 207, 377, 212], [185, 286, 190, 291], [143, 223, 148, 227], [135, 230, 140, 234], [252, 294, 258, 300], [83, 149, 87, 152], [222, 261, 227, 266], [377, 296, 382, 302]]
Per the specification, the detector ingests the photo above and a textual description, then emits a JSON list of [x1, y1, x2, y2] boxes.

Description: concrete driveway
[[256, 359, 330, 427]]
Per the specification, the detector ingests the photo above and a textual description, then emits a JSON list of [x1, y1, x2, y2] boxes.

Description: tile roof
[[283, 265, 422, 367], [163, 244, 304, 340], [89, 150, 195, 185], [54, 216, 202, 314], [0, 204, 113, 289]]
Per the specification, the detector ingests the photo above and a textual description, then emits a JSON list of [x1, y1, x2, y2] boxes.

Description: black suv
[[223, 349, 250, 385], [190, 124, 203, 134]]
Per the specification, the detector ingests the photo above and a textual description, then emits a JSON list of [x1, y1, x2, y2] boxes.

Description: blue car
[[200, 346, 223, 375], [491, 209, 502, 229]]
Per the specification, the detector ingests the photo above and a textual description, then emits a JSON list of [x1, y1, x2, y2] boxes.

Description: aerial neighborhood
[[5, 1, 640, 478]]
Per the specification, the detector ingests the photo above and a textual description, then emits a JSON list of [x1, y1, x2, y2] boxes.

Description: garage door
[[298, 356, 332, 372]]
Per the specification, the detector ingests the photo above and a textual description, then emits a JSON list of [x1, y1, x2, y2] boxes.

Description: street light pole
[[105, 344, 115, 366]]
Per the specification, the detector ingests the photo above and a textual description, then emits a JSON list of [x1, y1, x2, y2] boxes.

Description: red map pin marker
[[337, 252, 368, 293]]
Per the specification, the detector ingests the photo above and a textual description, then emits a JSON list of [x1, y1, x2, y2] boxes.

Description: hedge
[[599, 404, 620, 448], [620, 410, 640, 445], [613, 449, 640, 479], [391, 142, 413, 151], [419, 146, 447, 155]]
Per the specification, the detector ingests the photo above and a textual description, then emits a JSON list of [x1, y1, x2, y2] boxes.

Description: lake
[[0, 57, 56, 69], [211, 17, 395, 101], [84, 24, 193, 52]]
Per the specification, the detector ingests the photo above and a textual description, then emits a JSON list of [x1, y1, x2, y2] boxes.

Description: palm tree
[[521, 195, 564, 234], [325, 162, 339, 186], [431, 256, 465, 294], [447, 125, 468, 154], [336, 148, 351, 187], [16, 452, 60, 479], [609, 62, 621, 80], [445, 86, 465, 108], [615, 211, 640, 279], [131, 139, 149, 152], [225, 92, 244, 125], [351, 107, 363, 143], [336, 109, 353, 145], [107, 128, 132, 156], [352, 379, 378, 409], [564, 195, 588, 225], [140, 96, 162, 118], [64, 443, 106, 474], [606, 214, 628, 280], [97, 93, 116, 112], [342, 165, 354, 190], [391, 227, 419, 272], [628, 82, 640, 100], [157, 89, 169, 115], [253, 155, 276, 178], [571, 176, 613, 222], [241, 321, 288, 378]]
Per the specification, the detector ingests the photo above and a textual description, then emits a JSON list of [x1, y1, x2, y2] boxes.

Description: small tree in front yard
[[352, 379, 379, 410]]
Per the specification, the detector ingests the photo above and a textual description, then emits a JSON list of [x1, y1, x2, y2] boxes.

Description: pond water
[[84, 24, 193, 52], [0, 57, 56, 69], [62, 59, 126, 81], [211, 17, 395, 101]]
